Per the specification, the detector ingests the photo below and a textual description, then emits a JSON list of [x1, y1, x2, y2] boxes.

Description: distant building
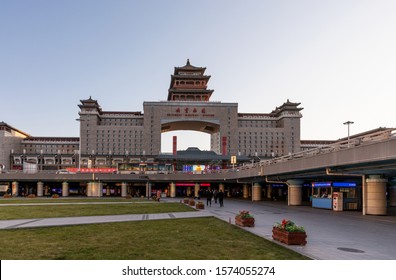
[[78, 60, 303, 160], [1, 60, 303, 171], [0, 122, 29, 170]]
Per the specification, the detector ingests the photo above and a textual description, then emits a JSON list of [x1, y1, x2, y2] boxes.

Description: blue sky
[[1, 0, 396, 152]]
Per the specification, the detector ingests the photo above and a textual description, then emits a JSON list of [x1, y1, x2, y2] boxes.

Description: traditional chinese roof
[[174, 59, 207, 74], [168, 88, 214, 94], [271, 99, 303, 114], [168, 60, 214, 101], [78, 96, 102, 112]]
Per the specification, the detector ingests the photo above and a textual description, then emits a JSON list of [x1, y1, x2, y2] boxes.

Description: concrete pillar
[[87, 182, 102, 197], [243, 184, 249, 199], [62, 182, 69, 197], [219, 183, 225, 192], [87, 182, 92, 197], [170, 182, 176, 198], [12, 181, 19, 196], [187, 187, 191, 197], [267, 184, 272, 199], [366, 175, 387, 215], [106, 186, 110, 196], [37, 181, 44, 197], [287, 179, 304, 206], [146, 182, 152, 198], [121, 182, 127, 197], [194, 183, 200, 198], [252, 182, 261, 201]]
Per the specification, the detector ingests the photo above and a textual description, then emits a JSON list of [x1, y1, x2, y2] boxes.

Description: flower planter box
[[235, 216, 255, 227], [272, 227, 307, 245], [189, 200, 196, 206], [183, 198, 189, 204], [196, 203, 205, 209]]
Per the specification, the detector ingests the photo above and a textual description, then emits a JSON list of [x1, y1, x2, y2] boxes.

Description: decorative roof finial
[[186, 59, 190, 66]]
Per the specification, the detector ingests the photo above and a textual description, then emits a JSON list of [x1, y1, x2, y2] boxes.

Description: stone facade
[[78, 98, 302, 159], [78, 60, 303, 159]]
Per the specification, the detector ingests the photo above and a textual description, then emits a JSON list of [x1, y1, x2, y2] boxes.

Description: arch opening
[[160, 120, 220, 153]]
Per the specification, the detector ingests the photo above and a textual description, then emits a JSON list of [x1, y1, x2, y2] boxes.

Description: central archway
[[161, 131, 210, 152], [160, 120, 220, 153]]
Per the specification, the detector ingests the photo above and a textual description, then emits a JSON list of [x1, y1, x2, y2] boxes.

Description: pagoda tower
[[167, 59, 214, 101], [78, 96, 102, 114]]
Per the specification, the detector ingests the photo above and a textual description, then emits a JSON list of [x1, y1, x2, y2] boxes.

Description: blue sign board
[[271, 183, 287, 188], [333, 182, 357, 188], [312, 182, 357, 187], [312, 182, 332, 187]]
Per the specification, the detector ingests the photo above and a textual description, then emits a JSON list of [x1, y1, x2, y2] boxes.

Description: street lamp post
[[343, 121, 354, 147]]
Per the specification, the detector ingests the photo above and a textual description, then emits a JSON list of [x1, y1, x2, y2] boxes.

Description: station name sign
[[167, 107, 214, 117], [312, 182, 357, 188]]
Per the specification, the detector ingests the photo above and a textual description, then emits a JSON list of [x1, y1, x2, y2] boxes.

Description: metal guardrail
[[229, 128, 396, 172]]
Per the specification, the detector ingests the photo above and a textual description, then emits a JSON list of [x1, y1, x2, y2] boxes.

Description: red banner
[[66, 168, 117, 173]]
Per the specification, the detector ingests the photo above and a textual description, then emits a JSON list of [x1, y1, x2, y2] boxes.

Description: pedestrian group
[[206, 189, 224, 207]]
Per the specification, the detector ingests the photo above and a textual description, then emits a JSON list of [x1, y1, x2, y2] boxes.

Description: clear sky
[[1, 0, 396, 153]]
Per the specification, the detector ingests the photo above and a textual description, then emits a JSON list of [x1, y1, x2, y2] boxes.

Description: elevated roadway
[[1, 129, 396, 215], [2, 129, 396, 183]]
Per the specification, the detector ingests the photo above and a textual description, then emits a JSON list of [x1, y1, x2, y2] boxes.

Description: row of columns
[[247, 180, 304, 204], [11, 181, 128, 198], [167, 182, 229, 198], [249, 176, 396, 215], [11, 181, 230, 198], [9, 176, 396, 216]]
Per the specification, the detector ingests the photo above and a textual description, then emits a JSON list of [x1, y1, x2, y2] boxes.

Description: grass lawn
[[0, 217, 310, 260], [0, 202, 195, 220], [0, 197, 147, 204]]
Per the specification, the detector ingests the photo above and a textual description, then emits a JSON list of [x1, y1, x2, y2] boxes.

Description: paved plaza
[[1, 198, 395, 260]]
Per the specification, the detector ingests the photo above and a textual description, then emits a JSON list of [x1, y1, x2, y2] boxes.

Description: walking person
[[218, 189, 224, 207], [156, 189, 162, 202], [206, 190, 213, 207], [213, 189, 218, 204]]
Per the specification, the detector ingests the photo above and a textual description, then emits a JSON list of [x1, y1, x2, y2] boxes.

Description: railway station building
[[1, 60, 303, 173]]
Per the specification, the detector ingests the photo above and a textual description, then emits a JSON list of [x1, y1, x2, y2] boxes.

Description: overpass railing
[[235, 128, 396, 171], [197, 128, 396, 174]]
